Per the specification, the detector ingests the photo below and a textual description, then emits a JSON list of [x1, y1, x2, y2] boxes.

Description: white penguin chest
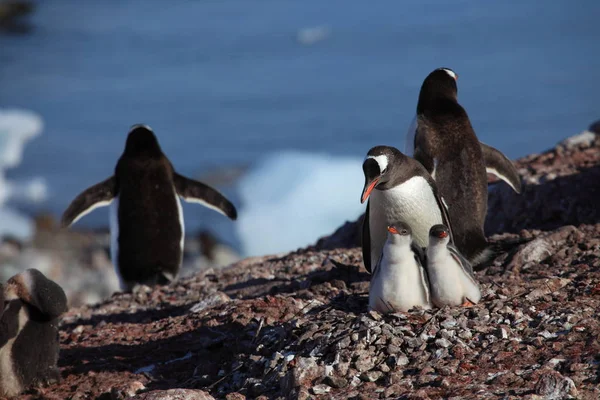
[[369, 177, 443, 266]]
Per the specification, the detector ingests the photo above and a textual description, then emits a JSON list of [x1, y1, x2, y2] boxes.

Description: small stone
[[393, 353, 410, 367], [225, 393, 246, 400], [350, 375, 362, 387], [534, 371, 578, 398], [132, 389, 215, 400], [440, 319, 457, 329], [378, 362, 390, 373], [360, 370, 383, 382], [435, 338, 452, 348], [386, 344, 401, 355], [324, 375, 348, 388], [311, 384, 331, 395], [337, 336, 352, 349], [354, 353, 375, 372], [406, 337, 423, 348], [458, 330, 472, 340]]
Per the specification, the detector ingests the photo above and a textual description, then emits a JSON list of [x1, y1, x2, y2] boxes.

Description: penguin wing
[[173, 173, 237, 220], [61, 176, 117, 227], [413, 118, 435, 174], [371, 246, 386, 279], [436, 193, 456, 246], [481, 142, 522, 194], [361, 201, 372, 273], [414, 247, 432, 305], [411, 243, 426, 265], [403, 115, 418, 157], [448, 245, 479, 285]]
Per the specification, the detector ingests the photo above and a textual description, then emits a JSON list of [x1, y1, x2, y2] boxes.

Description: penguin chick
[[369, 223, 431, 313], [426, 224, 482, 308], [0, 269, 68, 398]]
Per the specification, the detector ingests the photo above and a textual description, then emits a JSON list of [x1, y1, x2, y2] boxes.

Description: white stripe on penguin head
[[366, 155, 389, 174]]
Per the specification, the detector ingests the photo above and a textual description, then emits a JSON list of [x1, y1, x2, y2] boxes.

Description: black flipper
[[173, 172, 237, 220], [361, 201, 372, 273], [481, 142, 522, 194], [448, 245, 478, 285], [61, 176, 117, 227], [434, 191, 455, 246]]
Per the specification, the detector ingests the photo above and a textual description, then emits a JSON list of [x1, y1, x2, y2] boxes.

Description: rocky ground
[[10, 126, 600, 400]]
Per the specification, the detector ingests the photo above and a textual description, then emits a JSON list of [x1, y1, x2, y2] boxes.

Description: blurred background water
[[1, 0, 599, 257]]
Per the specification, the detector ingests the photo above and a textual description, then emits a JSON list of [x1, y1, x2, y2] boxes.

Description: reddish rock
[[10, 130, 600, 399]]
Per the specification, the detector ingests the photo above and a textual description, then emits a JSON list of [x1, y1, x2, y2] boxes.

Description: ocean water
[[0, 0, 598, 255]]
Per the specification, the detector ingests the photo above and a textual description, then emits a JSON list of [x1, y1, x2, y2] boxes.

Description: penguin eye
[[381, 168, 387, 174], [400, 229, 409, 235]]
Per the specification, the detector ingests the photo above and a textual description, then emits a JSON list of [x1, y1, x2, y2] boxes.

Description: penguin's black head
[[429, 224, 450, 241], [417, 67, 458, 109], [387, 222, 411, 236], [124, 124, 163, 158], [6, 269, 67, 319], [361, 145, 406, 203]]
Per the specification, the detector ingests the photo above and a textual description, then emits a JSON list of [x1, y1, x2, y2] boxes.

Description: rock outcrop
[[12, 129, 600, 399]]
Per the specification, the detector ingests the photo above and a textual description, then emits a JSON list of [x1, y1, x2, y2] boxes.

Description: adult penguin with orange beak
[[360, 145, 453, 273]]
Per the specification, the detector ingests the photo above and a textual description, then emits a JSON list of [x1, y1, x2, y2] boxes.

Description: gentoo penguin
[[411, 67, 521, 266], [0, 269, 68, 398], [361, 145, 453, 273], [61, 125, 238, 291], [426, 224, 481, 308], [369, 223, 431, 313]]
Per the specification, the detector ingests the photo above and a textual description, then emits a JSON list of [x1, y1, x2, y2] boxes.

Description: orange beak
[[387, 226, 398, 234], [438, 231, 448, 239], [361, 177, 380, 204]]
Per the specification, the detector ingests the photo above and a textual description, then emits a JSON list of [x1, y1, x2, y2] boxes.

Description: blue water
[[1, 0, 599, 253]]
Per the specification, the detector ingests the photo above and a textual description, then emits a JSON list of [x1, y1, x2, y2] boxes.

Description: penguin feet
[[39, 367, 61, 386], [461, 298, 476, 307]]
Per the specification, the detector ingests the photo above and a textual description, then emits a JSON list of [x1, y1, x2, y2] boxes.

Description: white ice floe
[[0, 109, 48, 240], [236, 151, 364, 257]]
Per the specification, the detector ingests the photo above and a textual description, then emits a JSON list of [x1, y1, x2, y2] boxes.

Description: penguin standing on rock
[[61, 125, 238, 291], [360, 145, 453, 273], [411, 68, 522, 266], [0, 269, 68, 398], [369, 223, 431, 313], [426, 224, 481, 307]]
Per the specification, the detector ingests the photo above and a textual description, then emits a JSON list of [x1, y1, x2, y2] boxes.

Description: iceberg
[[0, 109, 47, 240], [236, 151, 365, 257]]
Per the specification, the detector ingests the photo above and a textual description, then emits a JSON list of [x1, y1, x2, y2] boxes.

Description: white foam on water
[[296, 25, 331, 46], [0, 109, 48, 240], [235, 151, 364, 257]]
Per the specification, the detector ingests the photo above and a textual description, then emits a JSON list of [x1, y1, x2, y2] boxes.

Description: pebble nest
[[14, 129, 600, 400]]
